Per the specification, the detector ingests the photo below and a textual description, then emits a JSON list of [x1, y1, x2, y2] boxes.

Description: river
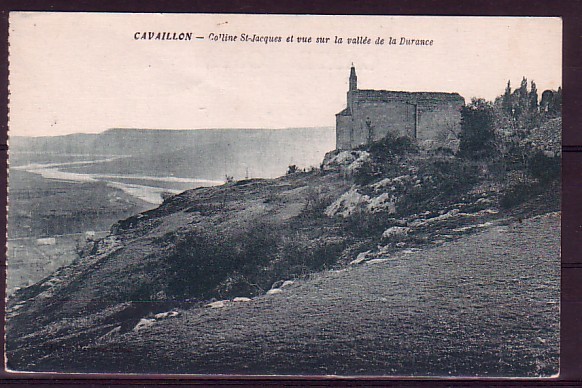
[[12, 157, 224, 205]]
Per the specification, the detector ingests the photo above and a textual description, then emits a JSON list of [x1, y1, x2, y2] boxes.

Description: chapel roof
[[336, 107, 351, 116], [353, 89, 464, 101]]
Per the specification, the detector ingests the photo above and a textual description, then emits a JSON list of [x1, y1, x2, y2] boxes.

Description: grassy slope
[[6, 146, 560, 376], [114, 213, 558, 377], [8, 213, 560, 376], [6, 171, 351, 365]]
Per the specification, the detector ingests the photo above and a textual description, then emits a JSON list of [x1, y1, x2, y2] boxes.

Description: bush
[[344, 210, 395, 238], [366, 131, 418, 163], [302, 185, 331, 216], [353, 132, 418, 185], [275, 237, 346, 278], [397, 159, 480, 215], [161, 192, 175, 202], [528, 152, 560, 183], [165, 218, 346, 300], [457, 98, 496, 159], [353, 159, 382, 185], [500, 182, 541, 209], [287, 164, 299, 175], [166, 224, 277, 299], [433, 146, 455, 157]]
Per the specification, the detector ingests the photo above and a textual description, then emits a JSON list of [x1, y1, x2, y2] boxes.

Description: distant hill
[[10, 127, 336, 180]]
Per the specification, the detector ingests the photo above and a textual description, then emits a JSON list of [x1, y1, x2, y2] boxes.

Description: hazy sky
[[9, 13, 561, 137]]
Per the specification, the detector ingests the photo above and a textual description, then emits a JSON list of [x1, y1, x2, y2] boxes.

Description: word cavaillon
[[134, 32, 193, 40]]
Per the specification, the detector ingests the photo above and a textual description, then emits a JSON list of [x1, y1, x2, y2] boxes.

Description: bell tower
[[349, 64, 357, 91]]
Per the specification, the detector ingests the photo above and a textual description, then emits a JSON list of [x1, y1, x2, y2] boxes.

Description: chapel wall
[[417, 99, 463, 146], [335, 115, 353, 150], [350, 100, 415, 147]]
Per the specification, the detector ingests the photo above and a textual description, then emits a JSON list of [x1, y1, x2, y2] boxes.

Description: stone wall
[[336, 90, 464, 150], [350, 100, 416, 146], [336, 114, 352, 150], [416, 99, 463, 144]]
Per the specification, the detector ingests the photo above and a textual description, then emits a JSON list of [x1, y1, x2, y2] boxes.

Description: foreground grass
[[17, 212, 559, 377]]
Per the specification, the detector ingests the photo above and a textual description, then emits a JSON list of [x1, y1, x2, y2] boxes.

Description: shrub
[[366, 131, 418, 163], [166, 224, 277, 299], [161, 192, 175, 202], [353, 159, 382, 185], [457, 98, 497, 159], [287, 164, 299, 175], [344, 209, 395, 238], [353, 132, 417, 185], [500, 182, 541, 209], [274, 237, 346, 278], [165, 219, 346, 300], [302, 185, 331, 216], [528, 151, 560, 183], [433, 146, 455, 157], [397, 159, 480, 215]]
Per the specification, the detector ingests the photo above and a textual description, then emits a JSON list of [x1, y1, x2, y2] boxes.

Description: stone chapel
[[336, 65, 465, 150]]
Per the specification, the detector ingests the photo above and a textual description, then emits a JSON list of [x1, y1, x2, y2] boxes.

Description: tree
[[457, 98, 496, 159], [502, 80, 512, 115], [529, 80, 538, 112], [518, 76, 529, 112]]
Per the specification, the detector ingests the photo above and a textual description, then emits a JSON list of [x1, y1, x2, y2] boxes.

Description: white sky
[[9, 13, 562, 137]]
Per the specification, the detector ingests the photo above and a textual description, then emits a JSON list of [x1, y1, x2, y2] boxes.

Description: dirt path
[[48, 212, 560, 377]]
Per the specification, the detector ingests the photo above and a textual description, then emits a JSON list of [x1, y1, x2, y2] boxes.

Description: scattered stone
[[453, 225, 475, 233], [475, 197, 494, 205], [233, 297, 252, 302], [281, 280, 295, 288], [154, 311, 180, 319], [206, 300, 228, 308], [382, 226, 410, 239], [325, 187, 370, 218], [101, 326, 121, 340], [133, 318, 156, 332], [367, 193, 396, 214], [366, 258, 389, 265], [492, 226, 509, 233], [410, 209, 461, 227], [350, 250, 371, 265], [477, 222, 494, 228], [267, 288, 283, 295]]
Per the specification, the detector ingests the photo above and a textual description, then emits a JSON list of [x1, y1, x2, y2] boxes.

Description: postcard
[[5, 13, 561, 377]]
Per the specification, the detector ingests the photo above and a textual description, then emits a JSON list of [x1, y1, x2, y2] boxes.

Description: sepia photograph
[[5, 13, 561, 377]]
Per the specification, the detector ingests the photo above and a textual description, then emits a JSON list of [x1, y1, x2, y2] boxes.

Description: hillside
[[6, 136, 560, 376], [8, 213, 559, 376], [10, 127, 334, 156]]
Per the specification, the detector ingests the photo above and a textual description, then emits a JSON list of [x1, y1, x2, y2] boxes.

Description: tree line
[[457, 77, 561, 160]]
